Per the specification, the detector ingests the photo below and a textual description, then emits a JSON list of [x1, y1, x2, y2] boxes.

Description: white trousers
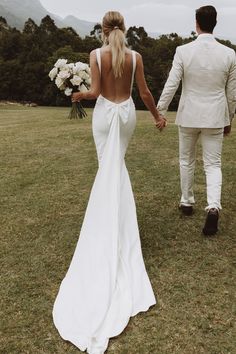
[[178, 126, 224, 210]]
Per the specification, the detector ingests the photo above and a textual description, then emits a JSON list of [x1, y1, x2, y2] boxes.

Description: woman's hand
[[155, 114, 167, 131], [72, 92, 84, 102]]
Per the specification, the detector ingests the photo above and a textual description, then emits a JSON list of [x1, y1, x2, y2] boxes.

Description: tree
[[0, 29, 23, 60], [48, 45, 89, 67], [90, 23, 102, 42], [40, 15, 57, 34], [190, 31, 197, 40], [0, 17, 235, 107], [126, 26, 148, 49], [0, 17, 10, 33], [0, 16, 7, 25], [23, 18, 38, 34]]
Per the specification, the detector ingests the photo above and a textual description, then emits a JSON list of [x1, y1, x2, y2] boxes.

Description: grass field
[[0, 105, 235, 354]]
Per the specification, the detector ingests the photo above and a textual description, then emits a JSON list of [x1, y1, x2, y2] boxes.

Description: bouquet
[[49, 59, 91, 119]]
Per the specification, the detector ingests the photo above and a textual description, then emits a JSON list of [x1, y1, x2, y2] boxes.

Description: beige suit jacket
[[157, 34, 236, 128]]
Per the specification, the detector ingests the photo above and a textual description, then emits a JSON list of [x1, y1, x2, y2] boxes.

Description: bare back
[[98, 46, 135, 103], [73, 46, 163, 127]]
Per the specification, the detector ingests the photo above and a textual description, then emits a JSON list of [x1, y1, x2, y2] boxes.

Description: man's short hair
[[196, 5, 217, 33]]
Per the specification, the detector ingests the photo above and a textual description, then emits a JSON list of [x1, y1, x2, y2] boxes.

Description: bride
[[53, 11, 166, 354]]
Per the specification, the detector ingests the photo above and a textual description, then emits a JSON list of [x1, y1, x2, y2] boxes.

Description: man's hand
[[155, 115, 167, 132], [224, 125, 231, 136]]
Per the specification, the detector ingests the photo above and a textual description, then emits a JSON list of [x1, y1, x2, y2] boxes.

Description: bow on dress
[[104, 99, 131, 125]]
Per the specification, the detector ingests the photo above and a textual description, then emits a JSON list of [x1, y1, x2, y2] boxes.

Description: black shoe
[[202, 208, 219, 236], [179, 204, 193, 216]]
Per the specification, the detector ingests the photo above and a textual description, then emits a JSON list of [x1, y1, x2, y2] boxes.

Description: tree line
[[0, 15, 235, 110]]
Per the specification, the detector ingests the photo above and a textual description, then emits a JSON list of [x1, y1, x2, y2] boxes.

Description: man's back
[[176, 34, 236, 127], [180, 35, 233, 96], [158, 4, 236, 236], [158, 34, 236, 128]]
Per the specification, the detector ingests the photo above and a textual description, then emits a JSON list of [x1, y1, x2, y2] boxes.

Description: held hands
[[72, 92, 84, 103], [155, 114, 167, 132]]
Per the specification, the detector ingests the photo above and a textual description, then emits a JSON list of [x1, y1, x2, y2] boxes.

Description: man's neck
[[197, 30, 213, 35]]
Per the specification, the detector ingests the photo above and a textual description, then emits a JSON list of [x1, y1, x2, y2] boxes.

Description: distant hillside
[[1, 0, 235, 43], [0, 0, 95, 36], [63, 15, 96, 37]]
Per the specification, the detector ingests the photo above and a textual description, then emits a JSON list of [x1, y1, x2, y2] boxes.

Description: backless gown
[[53, 49, 156, 353]]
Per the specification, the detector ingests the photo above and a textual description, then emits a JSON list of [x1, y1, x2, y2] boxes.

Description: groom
[[157, 5, 236, 235]]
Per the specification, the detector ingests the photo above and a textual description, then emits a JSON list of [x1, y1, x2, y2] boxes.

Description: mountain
[[63, 16, 95, 37], [0, 0, 61, 28], [1, 0, 235, 43], [0, 0, 95, 36]]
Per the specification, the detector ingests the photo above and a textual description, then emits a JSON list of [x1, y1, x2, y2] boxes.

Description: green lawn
[[0, 106, 235, 354]]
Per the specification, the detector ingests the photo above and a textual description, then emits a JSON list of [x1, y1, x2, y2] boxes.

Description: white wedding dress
[[53, 49, 156, 353]]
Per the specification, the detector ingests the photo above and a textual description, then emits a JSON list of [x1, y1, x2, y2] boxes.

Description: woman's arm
[[72, 50, 101, 102], [135, 52, 166, 130]]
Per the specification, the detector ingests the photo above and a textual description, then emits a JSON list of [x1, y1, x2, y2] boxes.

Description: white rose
[[58, 70, 71, 80], [72, 64, 78, 75], [55, 76, 64, 89], [74, 63, 82, 73], [62, 64, 72, 72], [77, 61, 88, 70], [49, 67, 58, 81], [54, 59, 68, 69], [81, 63, 88, 71], [78, 71, 90, 80], [85, 77, 91, 86], [86, 66, 91, 75], [64, 87, 73, 96], [70, 75, 82, 86], [79, 84, 88, 93]]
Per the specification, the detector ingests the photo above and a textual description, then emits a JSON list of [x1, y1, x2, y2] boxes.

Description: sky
[[40, 0, 236, 40]]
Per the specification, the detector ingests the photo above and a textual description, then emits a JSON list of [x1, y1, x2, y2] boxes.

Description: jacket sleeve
[[226, 50, 236, 122], [157, 47, 183, 116]]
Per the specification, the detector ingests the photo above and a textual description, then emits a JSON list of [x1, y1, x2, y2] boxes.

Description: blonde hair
[[102, 11, 126, 78]]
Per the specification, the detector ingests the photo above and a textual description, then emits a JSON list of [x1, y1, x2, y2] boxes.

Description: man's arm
[[157, 47, 183, 116], [226, 50, 236, 123]]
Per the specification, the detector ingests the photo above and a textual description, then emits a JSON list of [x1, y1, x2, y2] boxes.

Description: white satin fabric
[[53, 49, 156, 354]]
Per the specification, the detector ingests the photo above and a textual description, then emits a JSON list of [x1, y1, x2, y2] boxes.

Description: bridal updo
[[102, 11, 126, 78]]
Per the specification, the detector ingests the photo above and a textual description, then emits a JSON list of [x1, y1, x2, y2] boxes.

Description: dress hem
[[53, 300, 156, 352]]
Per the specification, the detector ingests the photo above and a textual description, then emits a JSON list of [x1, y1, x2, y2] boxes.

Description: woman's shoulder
[[90, 48, 100, 55], [129, 49, 141, 57], [125, 48, 141, 59], [131, 50, 142, 63]]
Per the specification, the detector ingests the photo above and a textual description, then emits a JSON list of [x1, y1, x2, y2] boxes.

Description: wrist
[[155, 108, 161, 120], [80, 92, 85, 100]]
